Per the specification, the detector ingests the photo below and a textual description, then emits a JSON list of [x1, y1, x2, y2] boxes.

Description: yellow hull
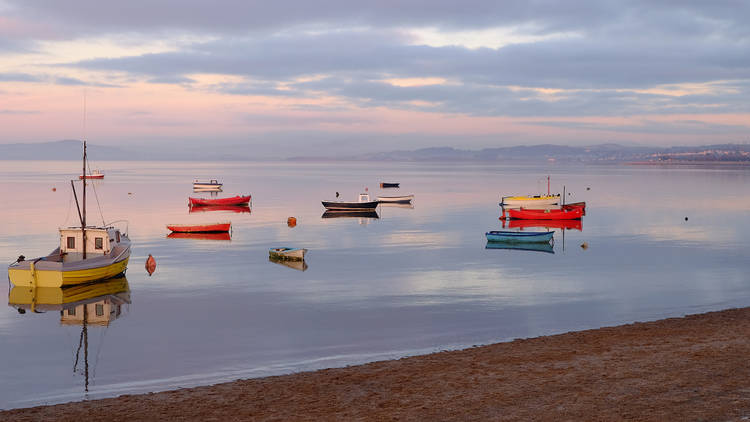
[[8, 257, 129, 288], [503, 195, 558, 201]]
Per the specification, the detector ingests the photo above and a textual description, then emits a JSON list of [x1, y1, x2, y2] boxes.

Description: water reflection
[[8, 275, 131, 394], [321, 210, 379, 219], [503, 219, 583, 231], [485, 241, 555, 254], [167, 232, 232, 241], [268, 257, 308, 271], [188, 204, 251, 214]]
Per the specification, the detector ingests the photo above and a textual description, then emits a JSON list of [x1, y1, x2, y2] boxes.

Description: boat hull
[[79, 175, 105, 180], [189, 195, 251, 206], [321, 200, 379, 211], [167, 222, 231, 233], [485, 230, 554, 243], [269, 248, 307, 261], [8, 253, 130, 288], [167, 232, 232, 240], [500, 195, 560, 207], [506, 208, 583, 220], [380, 182, 400, 188]]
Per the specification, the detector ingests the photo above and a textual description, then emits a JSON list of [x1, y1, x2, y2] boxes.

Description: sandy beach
[[4, 307, 750, 421]]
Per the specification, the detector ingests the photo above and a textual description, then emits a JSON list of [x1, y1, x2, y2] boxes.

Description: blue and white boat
[[485, 230, 554, 243]]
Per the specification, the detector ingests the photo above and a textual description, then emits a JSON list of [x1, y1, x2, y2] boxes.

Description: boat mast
[[82, 141, 87, 260], [547, 175, 550, 196]]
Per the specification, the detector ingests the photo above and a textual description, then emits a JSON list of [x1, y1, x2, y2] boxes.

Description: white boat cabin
[[59, 226, 124, 257], [358, 193, 371, 202]]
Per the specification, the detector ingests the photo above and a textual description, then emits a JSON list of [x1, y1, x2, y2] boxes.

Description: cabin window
[[95, 304, 104, 317], [95, 237, 103, 250], [66, 237, 75, 249], [116, 231, 120, 242], [68, 308, 76, 316]]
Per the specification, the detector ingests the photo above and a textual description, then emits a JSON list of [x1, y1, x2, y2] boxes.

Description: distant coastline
[[1, 140, 748, 164]]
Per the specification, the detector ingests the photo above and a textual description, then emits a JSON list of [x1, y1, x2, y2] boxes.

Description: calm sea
[[1, 160, 748, 409]]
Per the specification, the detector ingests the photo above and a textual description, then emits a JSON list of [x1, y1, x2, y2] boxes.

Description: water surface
[[1, 161, 748, 409]]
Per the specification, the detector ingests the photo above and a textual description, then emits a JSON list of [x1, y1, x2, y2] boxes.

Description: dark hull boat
[[322, 200, 379, 211], [380, 182, 399, 188]]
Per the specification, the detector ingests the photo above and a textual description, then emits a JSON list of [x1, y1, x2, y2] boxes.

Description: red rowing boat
[[166, 222, 231, 233], [188, 195, 251, 207], [505, 207, 583, 220]]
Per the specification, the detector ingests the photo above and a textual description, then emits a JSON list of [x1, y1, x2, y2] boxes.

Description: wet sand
[[4, 307, 750, 421]]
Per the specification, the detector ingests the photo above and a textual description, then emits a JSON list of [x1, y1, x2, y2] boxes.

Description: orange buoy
[[287, 217, 297, 227], [52, 187, 56, 192], [145, 254, 156, 276]]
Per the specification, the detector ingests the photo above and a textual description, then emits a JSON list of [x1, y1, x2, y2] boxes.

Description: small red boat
[[505, 207, 583, 220], [188, 195, 251, 207], [166, 222, 231, 233], [79, 169, 105, 179], [505, 219, 582, 231]]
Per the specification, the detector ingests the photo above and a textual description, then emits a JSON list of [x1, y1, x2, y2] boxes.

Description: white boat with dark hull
[[322, 192, 379, 211], [193, 179, 223, 190], [377, 194, 414, 204]]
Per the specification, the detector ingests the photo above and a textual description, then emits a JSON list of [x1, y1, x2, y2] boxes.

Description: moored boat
[[505, 207, 583, 220], [193, 179, 222, 190], [322, 192, 379, 211], [485, 230, 554, 243], [380, 182, 400, 188], [189, 195, 251, 207], [269, 247, 307, 261], [79, 169, 104, 179], [8, 142, 130, 288], [166, 222, 231, 233], [377, 194, 414, 204]]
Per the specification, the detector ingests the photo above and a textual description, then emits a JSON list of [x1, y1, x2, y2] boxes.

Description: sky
[[1, 0, 749, 156]]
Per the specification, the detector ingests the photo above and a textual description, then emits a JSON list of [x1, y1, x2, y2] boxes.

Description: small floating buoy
[[580, 242, 589, 250], [52, 187, 56, 192], [287, 217, 297, 227], [684, 217, 688, 221], [145, 254, 156, 276], [586, 187, 590, 191]]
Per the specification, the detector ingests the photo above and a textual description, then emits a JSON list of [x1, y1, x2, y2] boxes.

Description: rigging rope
[[86, 156, 106, 226]]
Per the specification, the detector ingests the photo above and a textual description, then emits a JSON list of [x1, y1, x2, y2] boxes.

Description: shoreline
[[4, 307, 750, 421]]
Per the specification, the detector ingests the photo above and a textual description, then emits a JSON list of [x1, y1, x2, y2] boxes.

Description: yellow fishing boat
[[500, 175, 560, 207], [7, 141, 130, 288]]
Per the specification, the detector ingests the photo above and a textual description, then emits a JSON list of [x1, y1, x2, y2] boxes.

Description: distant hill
[[1, 140, 748, 163], [0, 140, 131, 160], [290, 143, 750, 163]]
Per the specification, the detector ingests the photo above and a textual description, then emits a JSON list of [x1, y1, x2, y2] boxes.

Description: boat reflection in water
[[322, 210, 379, 225], [503, 218, 582, 231], [268, 256, 308, 271], [167, 232, 232, 241], [188, 204, 251, 214], [379, 202, 414, 209], [322, 210, 379, 219], [8, 275, 131, 394], [485, 241, 554, 254]]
